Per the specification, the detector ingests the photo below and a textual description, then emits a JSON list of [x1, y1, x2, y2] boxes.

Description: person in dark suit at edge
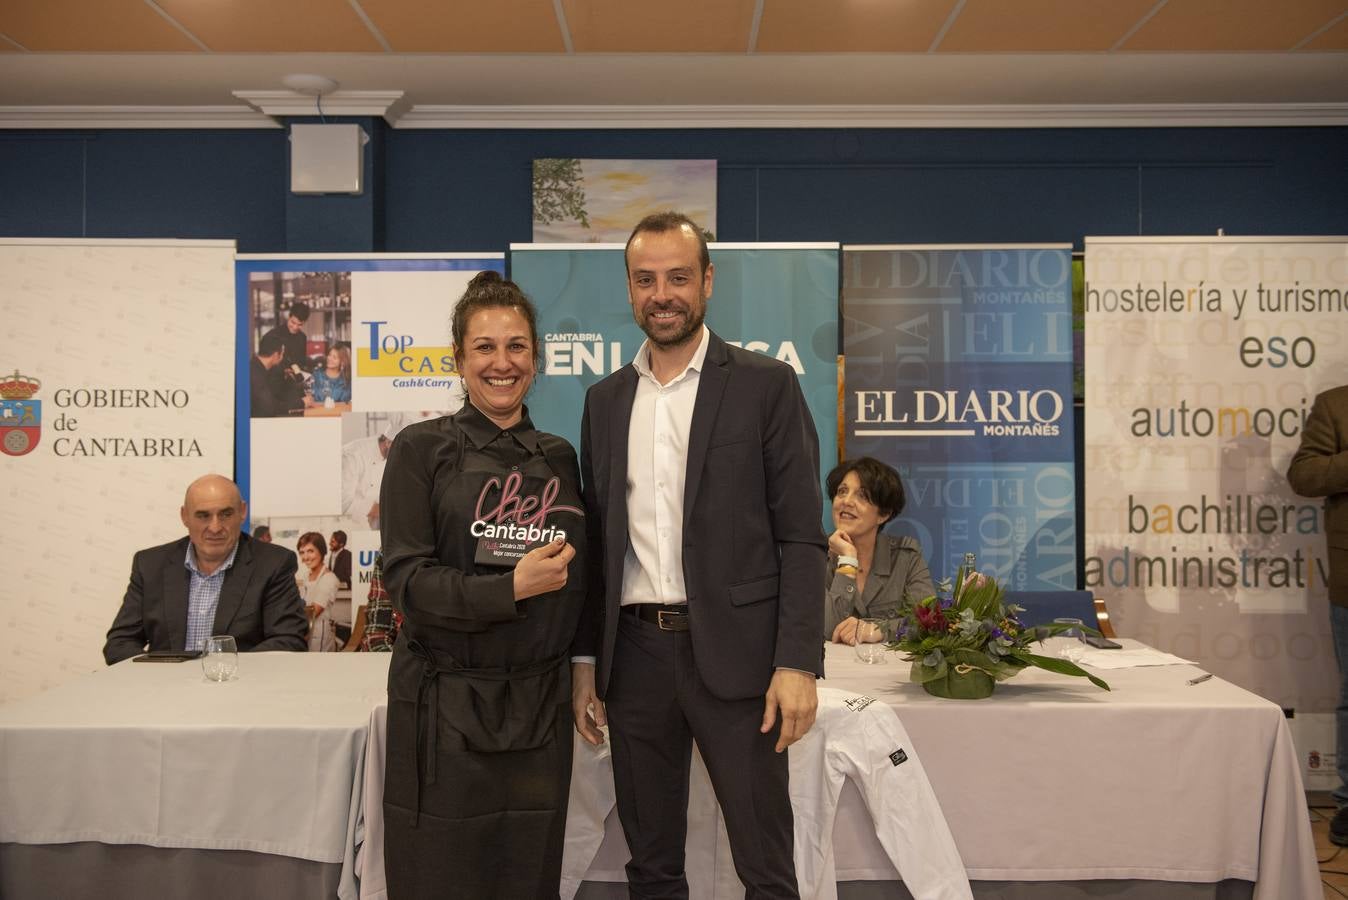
[[1288, 383, 1348, 845], [103, 474, 308, 663], [571, 212, 827, 898]]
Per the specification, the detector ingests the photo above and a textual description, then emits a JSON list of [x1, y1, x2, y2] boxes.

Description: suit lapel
[[164, 550, 191, 650], [608, 370, 638, 571], [683, 335, 729, 532], [861, 536, 895, 609], [212, 539, 253, 633]]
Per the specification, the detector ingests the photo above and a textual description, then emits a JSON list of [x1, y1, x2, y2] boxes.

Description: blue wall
[[3, 122, 1344, 587], [3, 125, 1346, 251]]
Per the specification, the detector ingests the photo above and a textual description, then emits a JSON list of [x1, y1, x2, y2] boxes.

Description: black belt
[[624, 603, 689, 632]]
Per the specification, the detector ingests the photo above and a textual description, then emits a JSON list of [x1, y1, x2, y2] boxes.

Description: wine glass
[[202, 635, 239, 682], [854, 618, 889, 665]]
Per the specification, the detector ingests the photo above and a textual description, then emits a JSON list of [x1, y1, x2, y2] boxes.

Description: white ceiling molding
[[0, 106, 281, 129], [0, 101, 1344, 130], [395, 102, 1348, 129], [232, 90, 409, 124]]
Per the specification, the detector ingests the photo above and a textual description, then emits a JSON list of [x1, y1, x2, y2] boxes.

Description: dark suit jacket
[[1288, 384, 1348, 605], [103, 534, 309, 664], [577, 330, 826, 701]]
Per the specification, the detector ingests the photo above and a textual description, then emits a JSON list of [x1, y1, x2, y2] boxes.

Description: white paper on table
[[1059, 646, 1194, 669]]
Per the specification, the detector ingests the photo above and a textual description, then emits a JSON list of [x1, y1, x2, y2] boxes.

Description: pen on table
[[1187, 672, 1213, 686]]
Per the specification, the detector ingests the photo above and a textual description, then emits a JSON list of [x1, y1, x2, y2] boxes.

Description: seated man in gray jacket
[[103, 474, 308, 664]]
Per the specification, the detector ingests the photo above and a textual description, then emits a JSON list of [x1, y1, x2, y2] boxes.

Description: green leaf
[[909, 657, 947, 684], [1011, 651, 1111, 691]]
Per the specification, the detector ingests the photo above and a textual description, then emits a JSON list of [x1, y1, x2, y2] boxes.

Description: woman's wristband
[[836, 555, 859, 570]]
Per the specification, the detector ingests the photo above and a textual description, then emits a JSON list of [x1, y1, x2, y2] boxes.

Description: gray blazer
[[824, 533, 935, 638]]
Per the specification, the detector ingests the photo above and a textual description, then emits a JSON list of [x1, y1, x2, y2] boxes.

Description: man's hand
[[761, 669, 818, 753], [571, 661, 607, 746], [513, 537, 576, 601]]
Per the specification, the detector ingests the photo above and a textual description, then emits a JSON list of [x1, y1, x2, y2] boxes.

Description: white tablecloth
[[356, 639, 1319, 899], [0, 652, 391, 900], [0, 642, 1320, 900], [813, 640, 1318, 897]]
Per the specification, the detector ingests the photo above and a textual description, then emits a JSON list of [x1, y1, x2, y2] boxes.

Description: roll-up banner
[[510, 243, 840, 514], [0, 239, 236, 702], [235, 254, 503, 638], [842, 244, 1077, 584], [1084, 237, 1346, 743]]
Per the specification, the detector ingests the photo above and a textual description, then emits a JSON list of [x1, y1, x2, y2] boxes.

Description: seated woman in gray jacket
[[825, 457, 935, 645]]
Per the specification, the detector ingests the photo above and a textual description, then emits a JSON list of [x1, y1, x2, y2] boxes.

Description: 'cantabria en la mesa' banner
[[511, 243, 840, 510], [0, 239, 236, 703], [235, 254, 502, 633], [1084, 237, 1347, 715], [842, 245, 1077, 585]]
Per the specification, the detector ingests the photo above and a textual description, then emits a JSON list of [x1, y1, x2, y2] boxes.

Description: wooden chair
[[1093, 595, 1117, 638], [341, 605, 368, 652]]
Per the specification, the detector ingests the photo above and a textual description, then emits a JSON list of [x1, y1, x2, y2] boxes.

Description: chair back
[[1003, 590, 1099, 630]]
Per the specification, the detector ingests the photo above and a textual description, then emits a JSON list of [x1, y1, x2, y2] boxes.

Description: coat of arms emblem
[[0, 369, 41, 456]]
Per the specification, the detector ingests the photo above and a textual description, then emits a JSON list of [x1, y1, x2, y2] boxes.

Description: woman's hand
[[831, 616, 884, 645], [513, 537, 576, 601], [828, 529, 857, 560]]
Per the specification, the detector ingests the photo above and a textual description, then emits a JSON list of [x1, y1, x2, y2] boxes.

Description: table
[[0, 652, 391, 900], [303, 402, 352, 417], [354, 639, 1319, 899], [0, 642, 1320, 900], [806, 640, 1318, 898]]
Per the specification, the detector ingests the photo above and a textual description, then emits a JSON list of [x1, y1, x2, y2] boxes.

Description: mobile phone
[[1081, 635, 1122, 650], [132, 650, 201, 662]]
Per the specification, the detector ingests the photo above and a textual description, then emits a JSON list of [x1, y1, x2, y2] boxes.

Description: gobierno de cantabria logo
[[0, 369, 41, 457]]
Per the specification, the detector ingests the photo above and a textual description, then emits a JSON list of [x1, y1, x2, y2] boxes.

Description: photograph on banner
[[1083, 237, 1347, 718], [531, 159, 717, 242], [248, 270, 352, 417], [842, 245, 1077, 587], [511, 243, 839, 516], [235, 256, 503, 518], [243, 520, 383, 654], [341, 409, 447, 531], [1, 239, 236, 703]]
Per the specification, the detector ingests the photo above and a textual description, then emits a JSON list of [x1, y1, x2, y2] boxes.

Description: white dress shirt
[[621, 326, 710, 607]]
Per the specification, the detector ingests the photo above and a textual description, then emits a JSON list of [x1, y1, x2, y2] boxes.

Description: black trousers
[[605, 611, 798, 900]]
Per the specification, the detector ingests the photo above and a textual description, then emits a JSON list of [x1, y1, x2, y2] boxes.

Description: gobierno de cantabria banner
[[1084, 236, 1347, 718], [0, 239, 236, 703]]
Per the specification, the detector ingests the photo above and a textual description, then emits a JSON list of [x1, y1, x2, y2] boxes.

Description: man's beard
[[640, 300, 706, 349]]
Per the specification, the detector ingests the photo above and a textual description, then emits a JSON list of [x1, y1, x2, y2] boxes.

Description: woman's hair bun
[[467, 270, 503, 289]]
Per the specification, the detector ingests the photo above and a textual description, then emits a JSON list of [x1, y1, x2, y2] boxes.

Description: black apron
[[383, 419, 586, 900]]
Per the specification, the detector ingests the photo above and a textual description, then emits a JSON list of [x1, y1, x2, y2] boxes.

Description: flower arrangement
[[888, 563, 1111, 699]]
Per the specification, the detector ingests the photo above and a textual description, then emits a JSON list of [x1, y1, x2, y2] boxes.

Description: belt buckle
[[656, 609, 685, 631]]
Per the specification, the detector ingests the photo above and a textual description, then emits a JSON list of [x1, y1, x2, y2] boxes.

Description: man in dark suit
[[1288, 383, 1348, 844], [250, 330, 300, 418], [571, 212, 826, 898], [103, 474, 308, 664], [329, 529, 352, 589]]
